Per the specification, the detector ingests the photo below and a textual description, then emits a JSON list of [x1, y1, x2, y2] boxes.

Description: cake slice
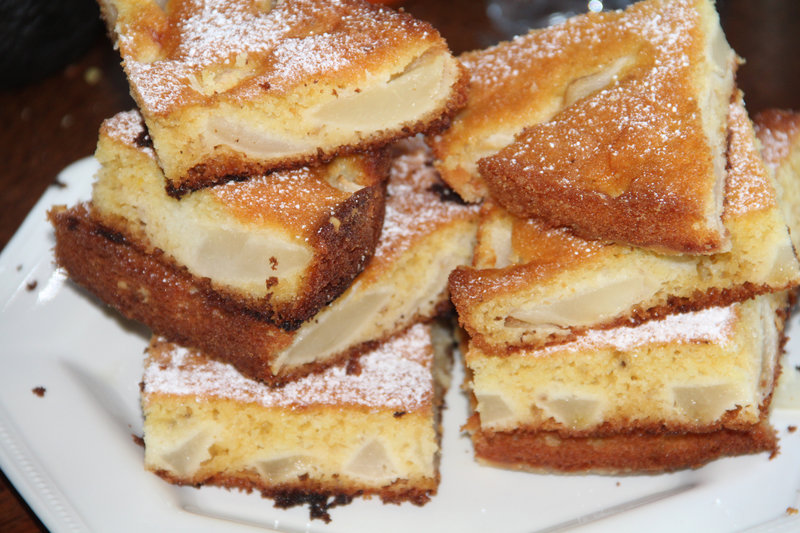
[[449, 94, 800, 353], [99, 0, 467, 194], [430, 0, 736, 254], [141, 322, 453, 521], [50, 136, 478, 384], [463, 292, 789, 474], [66, 110, 387, 328], [754, 109, 800, 253]]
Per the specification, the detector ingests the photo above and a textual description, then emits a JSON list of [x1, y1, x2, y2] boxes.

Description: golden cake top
[[504, 94, 776, 268], [144, 323, 434, 410], [505, 95, 772, 275], [104, 0, 445, 115], [101, 110, 385, 236], [433, 0, 734, 253], [754, 109, 800, 171], [479, 0, 733, 253]]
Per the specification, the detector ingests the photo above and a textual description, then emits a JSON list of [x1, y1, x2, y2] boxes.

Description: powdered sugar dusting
[[533, 305, 737, 357], [144, 323, 434, 410], [115, 0, 435, 114], [210, 166, 350, 234], [376, 138, 479, 263], [724, 97, 776, 216], [102, 110, 155, 159], [755, 110, 800, 172]]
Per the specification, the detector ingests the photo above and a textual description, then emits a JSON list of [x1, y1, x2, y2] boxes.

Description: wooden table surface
[[1, 1, 798, 531]]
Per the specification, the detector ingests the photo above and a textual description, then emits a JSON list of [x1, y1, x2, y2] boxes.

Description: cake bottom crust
[[466, 415, 778, 474], [152, 468, 438, 522]]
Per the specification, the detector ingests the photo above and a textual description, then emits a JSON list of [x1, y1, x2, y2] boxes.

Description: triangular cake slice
[[430, 0, 736, 254], [450, 94, 800, 352], [98, 0, 467, 195]]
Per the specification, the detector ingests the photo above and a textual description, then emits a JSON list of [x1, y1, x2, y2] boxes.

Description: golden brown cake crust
[[151, 466, 437, 522], [467, 415, 778, 474], [48, 204, 381, 385], [434, 0, 734, 253], [450, 264, 792, 355]]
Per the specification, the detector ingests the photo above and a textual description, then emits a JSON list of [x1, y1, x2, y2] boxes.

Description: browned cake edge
[[465, 415, 778, 474], [169, 65, 469, 196], [451, 264, 796, 354], [150, 469, 437, 522], [48, 203, 393, 385]]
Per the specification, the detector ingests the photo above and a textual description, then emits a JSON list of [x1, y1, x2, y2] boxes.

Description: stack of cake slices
[[432, 0, 800, 473], [49, 0, 479, 518]]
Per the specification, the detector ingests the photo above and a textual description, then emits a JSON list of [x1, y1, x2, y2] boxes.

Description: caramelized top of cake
[[144, 323, 434, 410], [104, 0, 447, 115], [754, 109, 800, 170], [100, 110, 385, 236]]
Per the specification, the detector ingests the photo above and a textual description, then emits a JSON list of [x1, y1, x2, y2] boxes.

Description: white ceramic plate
[[2, 158, 800, 533]]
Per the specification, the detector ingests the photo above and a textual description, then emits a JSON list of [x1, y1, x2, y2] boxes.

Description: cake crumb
[[32, 387, 46, 397], [788, 426, 797, 433], [26, 280, 38, 291], [132, 434, 145, 447], [787, 507, 798, 515]]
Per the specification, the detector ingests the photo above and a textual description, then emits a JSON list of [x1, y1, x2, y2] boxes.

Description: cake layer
[[49, 137, 478, 384], [91, 110, 387, 327], [100, 0, 468, 193], [465, 293, 788, 436], [430, 0, 735, 254], [142, 322, 452, 520], [450, 94, 800, 352], [463, 292, 789, 473]]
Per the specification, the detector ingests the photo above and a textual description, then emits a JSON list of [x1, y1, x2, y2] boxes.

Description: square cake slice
[[463, 292, 789, 474], [430, 0, 736, 254], [99, 0, 467, 194], [50, 135, 478, 384], [141, 322, 452, 521], [54, 110, 388, 329], [449, 93, 800, 353]]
